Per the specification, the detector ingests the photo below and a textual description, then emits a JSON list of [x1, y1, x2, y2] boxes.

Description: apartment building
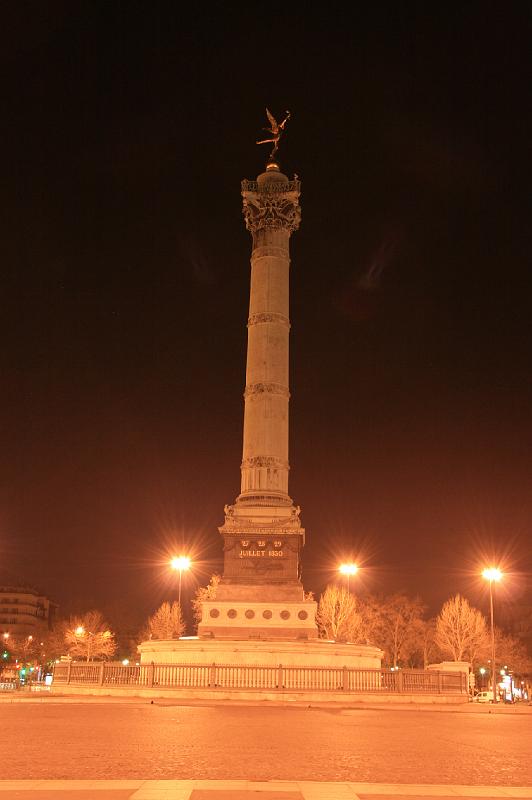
[[0, 585, 58, 635]]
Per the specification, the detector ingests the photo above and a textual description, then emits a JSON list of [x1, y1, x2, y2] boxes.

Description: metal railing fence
[[52, 661, 468, 695]]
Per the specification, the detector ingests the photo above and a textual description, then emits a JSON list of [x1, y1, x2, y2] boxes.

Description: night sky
[[2, 3, 531, 630]]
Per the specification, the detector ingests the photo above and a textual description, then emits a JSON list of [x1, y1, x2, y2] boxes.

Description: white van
[[474, 690, 498, 703]]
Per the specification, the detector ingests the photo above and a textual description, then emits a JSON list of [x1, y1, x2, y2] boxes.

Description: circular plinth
[[138, 637, 383, 669]]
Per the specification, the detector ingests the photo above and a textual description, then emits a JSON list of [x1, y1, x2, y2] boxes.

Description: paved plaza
[[1, 780, 532, 799], [2, 699, 531, 798]]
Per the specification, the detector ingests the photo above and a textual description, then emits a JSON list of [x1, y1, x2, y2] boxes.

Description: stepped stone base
[[138, 637, 383, 669]]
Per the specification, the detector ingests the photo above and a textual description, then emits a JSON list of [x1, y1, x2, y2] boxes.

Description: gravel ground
[[5, 703, 531, 785]]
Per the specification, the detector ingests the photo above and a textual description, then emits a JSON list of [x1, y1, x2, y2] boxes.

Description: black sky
[[2, 2, 531, 629]]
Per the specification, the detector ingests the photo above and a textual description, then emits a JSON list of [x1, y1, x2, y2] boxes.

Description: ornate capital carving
[[247, 312, 290, 329], [241, 186, 301, 234], [244, 382, 290, 399]]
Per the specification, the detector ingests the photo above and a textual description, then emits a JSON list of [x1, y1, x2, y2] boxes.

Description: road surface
[[3, 701, 530, 786]]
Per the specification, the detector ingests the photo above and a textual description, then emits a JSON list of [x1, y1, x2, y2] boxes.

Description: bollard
[[342, 665, 348, 691]]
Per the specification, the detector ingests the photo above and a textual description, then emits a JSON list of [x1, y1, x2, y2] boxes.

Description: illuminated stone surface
[[138, 638, 382, 669], [198, 162, 316, 640]]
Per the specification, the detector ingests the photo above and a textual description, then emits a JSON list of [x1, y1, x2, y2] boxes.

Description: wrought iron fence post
[[342, 666, 348, 691], [99, 662, 105, 686], [437, 671, 442, 694], [277, 664, 283, 690], [396, 669, 403, 693], [66, 660, 72, 685], [148, 662, 154, 688]]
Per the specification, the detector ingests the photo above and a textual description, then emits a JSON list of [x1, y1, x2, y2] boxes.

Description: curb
[[1, 693, 531, 712]]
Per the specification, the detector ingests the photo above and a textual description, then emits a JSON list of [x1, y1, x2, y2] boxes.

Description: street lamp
[[482, 567, 502, 704], [339, 563, 358, 594], [171, 555, 191, 605], [479, 666, 486, 689], [75, 626, 92, 662], [75, 625, 112, 662]]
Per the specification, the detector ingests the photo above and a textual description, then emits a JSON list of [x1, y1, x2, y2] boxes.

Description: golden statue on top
[[256, 108, 291, 161]]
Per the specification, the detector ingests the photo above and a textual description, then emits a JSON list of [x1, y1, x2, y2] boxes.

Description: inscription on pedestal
[[222, 534, 301, 582], [239, 539, 283, 558]]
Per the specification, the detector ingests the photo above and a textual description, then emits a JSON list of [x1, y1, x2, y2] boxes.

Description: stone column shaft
[[238, 168, 301, 508], [241, 233, 291, 498]]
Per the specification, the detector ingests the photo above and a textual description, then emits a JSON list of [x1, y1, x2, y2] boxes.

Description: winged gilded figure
[[256, 108, 291, 161]]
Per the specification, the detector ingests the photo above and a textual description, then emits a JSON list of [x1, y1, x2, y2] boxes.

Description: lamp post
[[339, 563, 358, 594], [482, 567, 502, 704], [479, 666, 486, 690], [2, 633, 9, 663], [170, 555, 191, 606]]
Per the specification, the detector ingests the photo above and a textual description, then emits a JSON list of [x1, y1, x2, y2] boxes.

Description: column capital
[[241, 179, 301, 234]]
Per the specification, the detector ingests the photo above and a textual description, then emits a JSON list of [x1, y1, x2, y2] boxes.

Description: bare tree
[[419, 618, 439, 668], [435, 594, 488, 664], [40, 620, 71, 664], [399, 617, 439, 668], [65, 610, 117, 662], [9, 634, 43, 665], [144, 601, 184, 640], [363, 594, 426, 668], [191, 574, 221, 629], [493, 628, 532, 676], [316, 585, 364, 642]]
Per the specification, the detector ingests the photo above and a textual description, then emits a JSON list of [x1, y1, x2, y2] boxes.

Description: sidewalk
[[1, 693, 531, 714], [1, 782, 532, 799]]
